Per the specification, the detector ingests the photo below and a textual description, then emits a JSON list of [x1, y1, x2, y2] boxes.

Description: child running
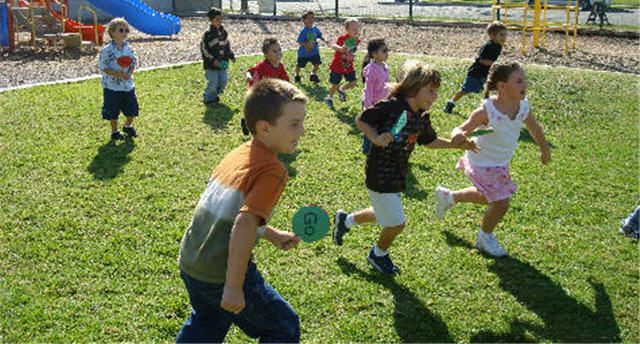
[[201, 7, 236, 106], [333, 60, 476, 275], [361, 38, 391, 154], [435, 62, 551, 257], [98, 18, 138, 140], [294, 10, 327, 84], [176, 79, 306, 342], [443, 21, 508, 114], [246, 38, 290, 87], [324, 18, 360, 108]]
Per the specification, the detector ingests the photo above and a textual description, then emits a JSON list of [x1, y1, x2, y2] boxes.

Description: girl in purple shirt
[[361, 39, 390, 154]]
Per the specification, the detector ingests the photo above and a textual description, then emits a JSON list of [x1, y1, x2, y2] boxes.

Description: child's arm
[[245, 71, 254, 84], [478, 59, 494, 66], [263, 226, 300, 250], [221, 211, 259, 314], [451, 107, 489, 145], [426, 137, 478, 151], [356, 114, 393, 148], [523, 111, 551, 165], [102, 68, 129, 80]]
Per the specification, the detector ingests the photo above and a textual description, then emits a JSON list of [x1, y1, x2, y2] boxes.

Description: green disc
[[306, 32, 317, 42], [220, 60, 229, 69], [292, 205, 330, 243], [345, 36, 357, 49], [469, 127, 495, 137]]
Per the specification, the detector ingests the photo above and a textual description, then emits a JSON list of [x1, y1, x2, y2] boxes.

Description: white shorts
[[368, 189, 406, 227]]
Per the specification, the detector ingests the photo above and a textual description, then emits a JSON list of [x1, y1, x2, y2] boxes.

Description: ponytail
[[484, 61, 522, 99], [362, 38, 387, 84]]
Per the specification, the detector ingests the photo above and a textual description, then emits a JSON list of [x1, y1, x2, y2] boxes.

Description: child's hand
[[267, 229, 300, 250], [120, 71, 131, 80], [461, 139, 480, 153], [220, 286, 245, 314], [372, 133, 394, 148], [540, 149, 551, 165], [341, 46, 349, 53], [451, 131, 468, 146]]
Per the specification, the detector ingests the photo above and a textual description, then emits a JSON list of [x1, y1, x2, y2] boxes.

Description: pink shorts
[[457, 157, 517, 202]]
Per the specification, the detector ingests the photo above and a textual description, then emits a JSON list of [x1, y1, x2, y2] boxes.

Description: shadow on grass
[[519, 128, 555, 148], [87, 139, 136, 180], [406, 163, 431, 200], [335, 106, 361, 136], [203, 103, 236, 131], [337, 257, 453, 342], [442, 231, 621, 342], [297, 83, 327, 103], [279, 149, 306, 179]]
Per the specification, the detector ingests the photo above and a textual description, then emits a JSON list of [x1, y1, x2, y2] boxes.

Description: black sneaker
[[122, 126, 137, 138], [240, 118, 250, 136], [324, 96, 334, 108], [204, 96, 220, 106], [337, 88, 347, 102], [367, 247, 400, 275], [310, 74, 320, 83], [111, 131, 125, 140], [443, 101, 455, 114], [294, 75, 301, 83], [333, 210, 350, 246]]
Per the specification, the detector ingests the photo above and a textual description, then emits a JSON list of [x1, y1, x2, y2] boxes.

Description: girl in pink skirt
[[435, 61, 551, 257]]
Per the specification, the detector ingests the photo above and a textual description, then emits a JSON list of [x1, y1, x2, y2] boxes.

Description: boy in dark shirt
[[443, 22, 508, 114], [201, 7, 236, 105]]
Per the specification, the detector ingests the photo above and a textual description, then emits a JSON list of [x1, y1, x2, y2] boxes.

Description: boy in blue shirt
[[294, 10, 327, 84]]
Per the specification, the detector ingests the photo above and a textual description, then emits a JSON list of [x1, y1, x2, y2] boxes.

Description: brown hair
[[302, 10, 315, 20], [244, 79, 307, 135], [389, 60, 441, 99], [483, 61, 522, 99], [262, 37, 279, 54], [107, 17, 129, 38], [344, 17, 359, 29], [487, 21, 508, 35]]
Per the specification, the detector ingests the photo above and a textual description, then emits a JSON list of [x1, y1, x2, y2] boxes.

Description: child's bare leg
[[110, 119, 118, 132], [452, 90, 466, 102], [311, 64, 320, 75], [481, 198, 510, 234], [295, 66, 301, 76], [453, 187, 488, 205], [352, 207, 376, 225], [124, 116, 134, 127], [328, 83, 340, 96], [340, 80, 357, 92], [377, 223, 405, 251]]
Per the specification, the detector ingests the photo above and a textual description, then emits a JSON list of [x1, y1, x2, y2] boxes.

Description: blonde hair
[[487, 21, 508, 35], [344, 17, 359, 29], [244, 79, 308, 135], [483, 61, 522, 99], [107, 17, 130, 38], [390, 60, 441, 99]]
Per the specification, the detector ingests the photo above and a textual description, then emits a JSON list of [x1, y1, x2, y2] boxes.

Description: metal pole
[[533, 0, 541, 47], [273, 0, 276, 16], [497, 0, 501, 20], [409, 0, 413, 22], [335, 0, 338, 18]]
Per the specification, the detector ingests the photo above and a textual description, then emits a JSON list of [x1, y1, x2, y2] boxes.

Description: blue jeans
[[176, 263, 300, 343], [203, 69, 229, 103], [622, 206, 640, 234]]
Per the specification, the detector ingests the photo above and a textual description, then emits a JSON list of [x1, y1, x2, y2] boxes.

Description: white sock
[[373, 244, 387, 257], [448, 99, 456, 104], [345, 213, 356, 229], [479, 228, 493, 237]]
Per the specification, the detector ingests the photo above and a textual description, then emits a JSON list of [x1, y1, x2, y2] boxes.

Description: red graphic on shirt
[[117, 56, 133, 68]]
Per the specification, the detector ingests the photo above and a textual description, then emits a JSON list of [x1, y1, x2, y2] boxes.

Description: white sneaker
[[475, 230, 508, 257], [435, 186, 454, 220]]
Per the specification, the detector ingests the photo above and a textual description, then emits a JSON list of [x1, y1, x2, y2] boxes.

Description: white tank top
[[465, 97, 530, 167]]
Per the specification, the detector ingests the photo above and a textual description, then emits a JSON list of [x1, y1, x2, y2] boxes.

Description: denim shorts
[[297, 54, 322, 68], [329, 71, 356, 85], [176, 263, 300, 343], [102, 88, 139, 120], [461, 75, 487, 94]]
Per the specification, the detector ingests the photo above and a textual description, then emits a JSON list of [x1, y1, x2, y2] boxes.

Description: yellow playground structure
[[492, 0, 579, 54]]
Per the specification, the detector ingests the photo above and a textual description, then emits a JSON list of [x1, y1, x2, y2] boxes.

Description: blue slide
[[85, 0, 180, 36]]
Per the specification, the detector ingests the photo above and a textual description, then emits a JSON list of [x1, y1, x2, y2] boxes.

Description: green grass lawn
[[1, 50, 638, 342]]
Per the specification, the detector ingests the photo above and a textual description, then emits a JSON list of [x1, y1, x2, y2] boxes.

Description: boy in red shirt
[[246, 38, 290, 87], [324, 18, 360, 108]]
